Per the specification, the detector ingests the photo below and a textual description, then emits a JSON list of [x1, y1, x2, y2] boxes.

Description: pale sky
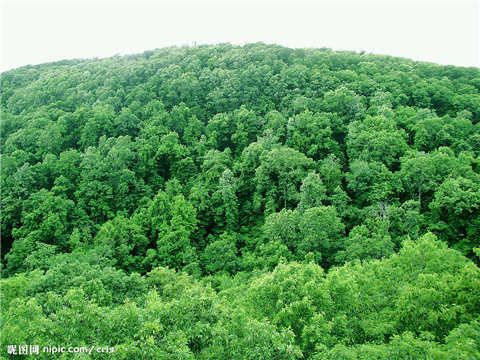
[[1, 1, 479, 72]]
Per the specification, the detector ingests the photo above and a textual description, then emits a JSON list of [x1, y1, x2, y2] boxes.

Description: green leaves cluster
[[2, 43, 480, 358]]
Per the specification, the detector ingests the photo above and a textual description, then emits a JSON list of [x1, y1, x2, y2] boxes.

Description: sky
[[1, 1, 479, 72]]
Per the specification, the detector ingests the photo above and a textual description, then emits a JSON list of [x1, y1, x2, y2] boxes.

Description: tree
[[183, 115, 205, 148], [298, 172, 327, 212], [146, 191, 198, 270], [336, 221, 394, 263], [398, 152, 436, 209], [346, 160, 397, 208], [286, 111, 343, 161], [318, 154, 343, 195], [245, 260, 329, 358], [428, 176, 480, 253], [263, 206, 344, 266], [114, 107, 140, 137], [94, 216, 149, 273], [79, 104, 115, 150], [5, 189, 74, 275], [263, 209, 300, 255], [297, 206, 345, 265], [202, 232, 239, 274], [214, 168, 239, 231], [322, 86, 366, 121], [254, 147, 315, 214], [230, 106, 262, 152], [346, 114, 407, 168], [155, 132, 189, 181]]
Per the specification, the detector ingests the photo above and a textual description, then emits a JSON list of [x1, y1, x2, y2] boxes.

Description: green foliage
[[94, 215, 149, 273], [347, 114, 408, 168], [316, 325, 480, 359], [2, 43, 480, 358], [244, 260, 329, 357], [137, 189, 199, 270], [298, 172, 327, 212], [254, 147, 315, 214], [79, 104, 115, 149], [1, 273, 301, 359], [241, 232, 480, 358], [203, 232, 240, 275], [336, 221, 394, 262], [262, 205, 344, 266]]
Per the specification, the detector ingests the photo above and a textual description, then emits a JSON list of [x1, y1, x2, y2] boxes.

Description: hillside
[[1, 43, 480, 359]]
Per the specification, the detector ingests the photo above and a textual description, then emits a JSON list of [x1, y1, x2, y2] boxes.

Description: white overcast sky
[[1, 1, 479, 72]]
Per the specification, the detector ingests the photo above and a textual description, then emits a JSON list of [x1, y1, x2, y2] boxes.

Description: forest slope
[[1, 43, 480, 359]]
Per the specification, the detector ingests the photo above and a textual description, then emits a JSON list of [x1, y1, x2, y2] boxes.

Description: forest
[[1, 43, 480, 359]]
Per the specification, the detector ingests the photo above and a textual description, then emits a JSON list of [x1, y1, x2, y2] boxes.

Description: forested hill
[[1, 43, 480, 359]]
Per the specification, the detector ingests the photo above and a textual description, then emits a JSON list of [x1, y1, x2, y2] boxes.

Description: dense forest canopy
[[1, 43, 480, 359]]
